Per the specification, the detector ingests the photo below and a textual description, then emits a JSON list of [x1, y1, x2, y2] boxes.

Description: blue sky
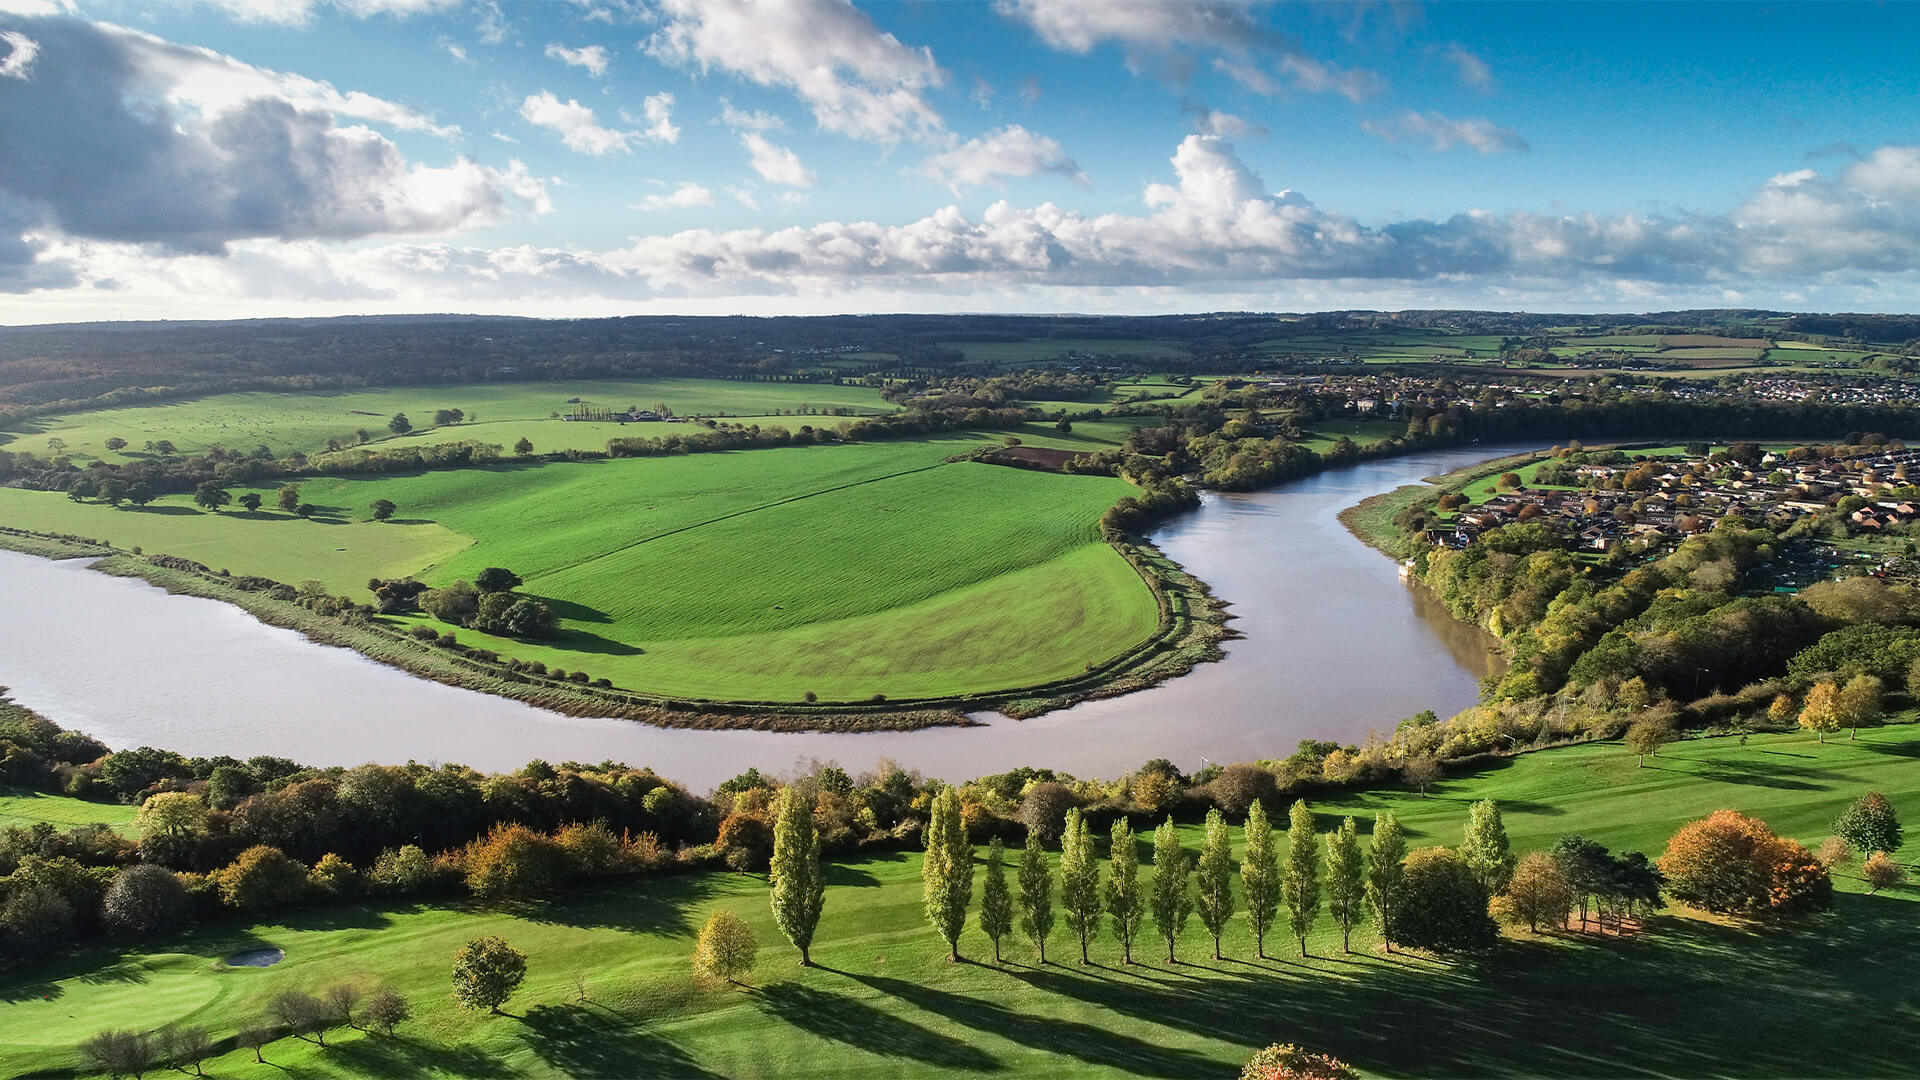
[[1, 0, 1918, 321]]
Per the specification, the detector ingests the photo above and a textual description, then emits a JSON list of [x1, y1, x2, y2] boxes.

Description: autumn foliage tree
[[1240, 1042, 1358, 1080], [1799, 680, 1843, 743], [1659, 810, 1832, 916], [1498, 851, 1576, 932]]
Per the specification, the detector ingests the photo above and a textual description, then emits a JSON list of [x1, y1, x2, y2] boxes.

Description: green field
[[6, 725, 1917, 1079], [0, 433, 1161, 701], [0, 790, 139, 834], [2, 379, 897, 462]]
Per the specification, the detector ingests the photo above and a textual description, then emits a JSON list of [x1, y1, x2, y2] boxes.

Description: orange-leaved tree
[[1659, 810, 1831, 916]]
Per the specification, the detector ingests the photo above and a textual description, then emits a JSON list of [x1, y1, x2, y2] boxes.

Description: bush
[[1863, 851, 1907, 893], [1659, 810, 1832, 917], [463, 824, 565, 900], [218, 846, 308, 910], [101, 864, 191, 936], [1017, 781, 1076, 844], [1393, 847, 1497, 953], [370, 844, 433, 893], [307, 853, 361, 897], [1241, 1042, 1358, 1080], [1211, 764, 1278, 817], [1833, 792, 1903, 856]]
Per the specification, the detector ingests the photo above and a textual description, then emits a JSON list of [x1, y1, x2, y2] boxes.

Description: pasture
[[0, 433, 1162, 701], [0, 790, 138, 834], [5, 724, 1917, 1079], [1, 379, 896, 462]]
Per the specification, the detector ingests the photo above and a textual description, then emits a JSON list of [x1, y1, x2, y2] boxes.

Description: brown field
[[1659, 334, 1772, 349], [1657, 347, 1766, 366]]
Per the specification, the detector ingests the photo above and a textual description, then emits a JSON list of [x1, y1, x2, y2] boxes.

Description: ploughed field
[[4, 725, 1917, 1079], [0, 407, 1162, 702]]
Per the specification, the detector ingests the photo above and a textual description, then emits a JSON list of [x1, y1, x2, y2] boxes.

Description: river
[[0, 444, 1520, 791]]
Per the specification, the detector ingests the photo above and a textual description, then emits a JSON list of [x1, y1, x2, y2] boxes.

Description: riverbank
[[1339, 448, 1554, 555]]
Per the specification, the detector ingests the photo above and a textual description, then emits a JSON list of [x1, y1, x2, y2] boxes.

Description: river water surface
[[0, 444, 1521, 790]]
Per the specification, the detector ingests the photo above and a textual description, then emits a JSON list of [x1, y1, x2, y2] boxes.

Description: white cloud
[[634, 91, 678, 145], [520, 91, 636, 155], [1444, 44, 1494, 92], [740, 131, 814, 187], [919, 125, 1085, 194], [1193, 109, 1261, 137], [719, 98, 785, 132], [0, 30, 38, 78], [545, 42, 610, 78], [440, 40, 471, 64], [196, 0, 460, 27], [475, 0, 508, 44], [489, 131, 517, 143], [642, 0, 944, 142], [635, 182, 714, 211], [994, 0, 1263, 54], [1275, 55, 1385, 103], [727, 186, 761, 210], [1366, 111, 1529, 154]]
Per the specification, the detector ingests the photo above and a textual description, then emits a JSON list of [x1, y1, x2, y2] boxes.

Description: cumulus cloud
[[1192, 109, 1262, 138], [641, 0, 944, 142], [1365, 111, 1529, 154], [1444, 43, 1493, 91], [634, 182, 714, 211], [521, 90, 675, 154], [719, 98, 785, 132], [740, 131, 814, 187], [0, 15, 543, 286], [919, 125, 1085, 194], [545, 42, 609, 77]]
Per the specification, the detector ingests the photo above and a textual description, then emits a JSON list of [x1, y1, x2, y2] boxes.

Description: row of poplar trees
[[766, 785, 1437, 968]]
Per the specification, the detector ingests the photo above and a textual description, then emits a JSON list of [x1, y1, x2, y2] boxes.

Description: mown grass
[[0, 434, 1162, 701], [6, 724, 1917, 1079], [2, 379, 896, 462], [0, 790, 138, 834]]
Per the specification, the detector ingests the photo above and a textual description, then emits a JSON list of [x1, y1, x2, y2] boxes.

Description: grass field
[[0, 433, 1161, 701], [5, 724, 1917, 1079], [1, 379, 897, 462], [0, 790, 138, 834]]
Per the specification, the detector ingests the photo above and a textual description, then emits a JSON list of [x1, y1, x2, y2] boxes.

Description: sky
[[1, 0, 1919, 323]]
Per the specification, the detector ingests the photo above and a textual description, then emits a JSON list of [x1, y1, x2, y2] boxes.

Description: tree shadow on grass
[[540, 596, 614, 625], [823, 863, 881, 888], [1666, 758, 1828, 791], [519, 1003, 722, 1079], [327, 1033, 516, 1079], [122, 505, 201, 516], [841, 971, 1219, 1078], [513, 875, 725, 937], [551, 629, 644, 657], [751, 981, 1000, 1072]]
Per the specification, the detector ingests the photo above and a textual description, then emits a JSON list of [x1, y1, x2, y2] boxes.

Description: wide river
[[0, 444, 1522, 791]]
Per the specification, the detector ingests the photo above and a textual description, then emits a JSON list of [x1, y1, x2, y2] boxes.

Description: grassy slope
[[6, 725, 1918, 1079], [0, 791, 138, 834], [2, 379, 895, 462], [0, 433, 1161, 701]]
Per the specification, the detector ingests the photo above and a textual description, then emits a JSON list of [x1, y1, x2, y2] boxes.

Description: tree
[[1625, 714, 1674, 765], [80, 1030, 154, 1079], [692, 910, 757, 986], [1241, 1042, 1358, 1080], [921, 788, 972, 961], [1401, 756, 1441, 797], [236, 1023, 275, 1064], [1395, 847, 1497, 953], [362, 985, 412, 1036], [102, 864, 190, 936], [125, 482, 154, 507], [104, 436, 128, 452], [1500, 851, 1576, 932], [514, 437, 535, 456], [1832, 792, 1903, 860], [1105, 816, 1145, 964], [1365, 811, 1408, 952], [1194, 807, 1235, 960], [276, 483, 301, 512], [1149, 816, 1193, 964], [268, 990, 330, 1045], [979, 837, 1014, 963], [1550, 835, 1612, 929], [218, 845, 307, 910], [1241, 799, 1281, 958], [1211, 763, 1277, 817], [421, 580, 481, 627], [1659, 809, 1832, 916], [321, 981, 363, 1029], [474, 566, 523, 593], [1838, 674, 1883, 739], [1863, 851, 1907, 893], [1461, 799, 1517, 895], [1018, 781, 1075, 843], [769, 785, 825, 966], [370, 499, 397, 521], [462, 823, 564, 900], [1017, 828, 1055, 963], [1283, 800, 1322, 957], [388, 413, 412, 435], [1800, 679, 1843, 743], [451, 936, 528, 1013], [1324, 817, 1364, 953], [238, 492, 263, 512], [1059, 807, 1102, 963], [192, 481, 230, 512]]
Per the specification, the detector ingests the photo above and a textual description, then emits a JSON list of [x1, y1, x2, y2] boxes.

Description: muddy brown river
[[0, 445, 1520, 790]]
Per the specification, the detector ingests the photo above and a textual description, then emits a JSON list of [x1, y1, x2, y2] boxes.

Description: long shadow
[[540, 596, 615, 625], [513, 874, 725, 937], [121, 505, 201, 516], [519, 1003, 722, 1079], [823, 863, 881, 888], [327, 1032, 517, 1079], [842, 971, 1219, 1078], [552, 628, 644, 657], [751, 981, 1000, 1071]]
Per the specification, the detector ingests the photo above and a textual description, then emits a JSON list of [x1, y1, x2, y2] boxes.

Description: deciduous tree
[[692, 910, 757, 987], [1499, 851, 1575, 932], [1659, 809, 1832, 916], [978, 836, 1013, 962], [1283, 800, 1321, 957], [1150, 816, 1193, 964], [1241, 799, 1281, 959], [1195, 808, 1236, 960], [770, 785, 825, 966], [1461, 799, 1517, 894], [1863, 851, 1906, 893], [1059, 807, 1102, 964], [921, 788, 972, 961], [370, 499, 397, 521], [1799, 679, 1843, 743], [1365, 811, 1407, 952], [1105, 816, 1144, 964], [451, 936, 527, 1013], [362, 985, 412, 1036], [1017, 828, 1054, 963], [1395, 847, 1497, 953], [1833, 792, 1903, 856], [1625, 714, 1674, 765], [1324, 816, 1364, 953]]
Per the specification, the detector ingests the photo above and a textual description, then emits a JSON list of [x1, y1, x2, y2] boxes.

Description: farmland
[[4, 723, 1916, 1079]]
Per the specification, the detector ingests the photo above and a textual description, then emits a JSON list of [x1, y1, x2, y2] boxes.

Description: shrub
[[1832, 792, 1903, 856], [1393, 847, 1497, 953], [557, 821, 626, 877], [462, 824, 565, 900], [1659, 810, 1832, 916], [307, 853, 361, 897], [1863, 851, 1906, 893], [370, 844, 433, 893], [1241, 1042, 1358, 1080], [1018, 781, 1076, 844], [101, 863, 191, 936], [1211, 764, 1278, 818], [218, 846, 308, 910]]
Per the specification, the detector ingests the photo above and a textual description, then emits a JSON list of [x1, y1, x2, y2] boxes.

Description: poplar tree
[[1366, 811, 1408, 952], [921, 789, 972, 962], [978, 837, 1013, 963], [1325, 816, 1365, 954], [769, 785, 826, 966], [1105, 816, 1144, 964], [1195, 808, 1235, 960], [1059, 808, 1103, 964], [1241, 799, 1281, 959], [1150, 816, 1193, 964], [1283, 800, 1322, 957], [1017, 828, 1055, 963], [1461, 798, 1516, 895]]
